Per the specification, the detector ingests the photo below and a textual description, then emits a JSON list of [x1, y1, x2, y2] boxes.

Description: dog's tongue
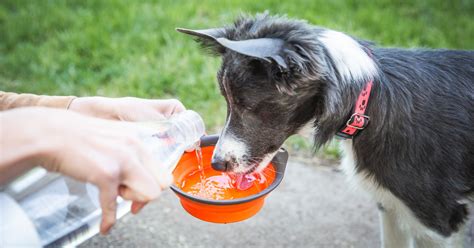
[[235, 174, 254, 190]]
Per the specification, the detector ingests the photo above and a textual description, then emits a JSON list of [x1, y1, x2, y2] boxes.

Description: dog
[[177, 13, 474, 247]]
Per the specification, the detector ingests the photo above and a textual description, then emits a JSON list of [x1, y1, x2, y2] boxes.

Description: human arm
[[0, 91, 185, 122], [0, 91, 76, 110], [0, 107, 169, 234]]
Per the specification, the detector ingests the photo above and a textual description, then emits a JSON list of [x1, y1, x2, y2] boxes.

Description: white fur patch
[[214, 114, 248, 173], [318, 30, 377, 83], [214, 132, 247, 166]]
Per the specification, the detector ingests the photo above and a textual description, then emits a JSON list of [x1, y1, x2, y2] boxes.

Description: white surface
[[0, 193, 42, 247]]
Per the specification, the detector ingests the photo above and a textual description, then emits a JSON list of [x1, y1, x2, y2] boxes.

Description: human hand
[[69, 96, 186, 122], [0, 107, 170, 234], [68, 96, 186, 213]]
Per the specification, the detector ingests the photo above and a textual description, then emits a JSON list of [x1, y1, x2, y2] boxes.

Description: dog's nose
[[211, 157, 230, 171]]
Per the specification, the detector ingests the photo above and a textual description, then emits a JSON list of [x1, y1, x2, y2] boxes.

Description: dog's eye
[[275, 70, 283, 80], [243, 105, 253, 111], [272, 66, 288, 81]]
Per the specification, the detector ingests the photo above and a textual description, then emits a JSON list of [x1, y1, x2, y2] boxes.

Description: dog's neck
[[311, 30, 380, 147]]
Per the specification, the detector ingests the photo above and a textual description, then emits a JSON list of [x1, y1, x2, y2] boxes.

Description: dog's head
[[178, 14, 376, 174], [178, 14, 325, 174]]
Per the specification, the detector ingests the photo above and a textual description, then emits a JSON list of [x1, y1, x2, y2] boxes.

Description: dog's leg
[[378, 203, 413, 248]]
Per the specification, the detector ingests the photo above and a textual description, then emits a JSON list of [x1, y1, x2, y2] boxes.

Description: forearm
[[0, 91, 76, 110], [0, 108, 55, 184]]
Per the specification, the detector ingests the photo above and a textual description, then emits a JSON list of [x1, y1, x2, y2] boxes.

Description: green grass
[[1, 0, 473, 154]]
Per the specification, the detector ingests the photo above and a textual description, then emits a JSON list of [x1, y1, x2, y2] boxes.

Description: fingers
[[94, 140, 164, 235], [155, 99, 186, 117], [131, 201, 147, 214], [98, 183, 119, 235], [81, 117, 180, 235], [133, 139, 173, 189], [118, 149, 171, 218], [119, 187, 148, 214], [121, 146, 163, 200], [118, 184, 158, 202], [170, 99, 186, 113]]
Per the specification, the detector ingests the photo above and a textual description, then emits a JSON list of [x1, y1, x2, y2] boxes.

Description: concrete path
[[82, 160, 381, 248]]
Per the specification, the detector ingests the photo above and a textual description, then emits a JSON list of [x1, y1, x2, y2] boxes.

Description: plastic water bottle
[[0, 110, 205, 247]]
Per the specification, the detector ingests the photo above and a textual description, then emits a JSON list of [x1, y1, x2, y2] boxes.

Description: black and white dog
[[178, 14, 474, 247]]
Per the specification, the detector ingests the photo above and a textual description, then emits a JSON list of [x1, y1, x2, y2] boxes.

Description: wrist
[[1, 108, 58, 162], [0, 108, 58, 183]]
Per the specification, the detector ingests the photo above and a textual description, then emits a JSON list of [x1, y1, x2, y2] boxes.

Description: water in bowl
[[179, 168, 273, 200], [179, 153, 275, 200]]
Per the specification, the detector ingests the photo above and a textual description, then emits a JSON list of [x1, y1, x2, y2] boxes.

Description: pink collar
[[336, 80, 374, 139]]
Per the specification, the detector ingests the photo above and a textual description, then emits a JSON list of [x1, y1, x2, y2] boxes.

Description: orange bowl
[[170, 135, 288, 223]]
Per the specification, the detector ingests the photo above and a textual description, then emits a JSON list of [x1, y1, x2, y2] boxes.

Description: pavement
[[81, 160, 381, 248], [81, 157, 474, 248]]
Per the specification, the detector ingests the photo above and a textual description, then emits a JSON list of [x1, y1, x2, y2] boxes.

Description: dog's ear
[[176, 28, 224, 41], [214, 37, 288, 70], [177, 27, 288, 70], [176, 28, 227, 55]]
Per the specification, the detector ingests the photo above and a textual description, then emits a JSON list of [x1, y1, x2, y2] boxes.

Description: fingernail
[[131, 202, 140, 214], [131, 201, 147, 214]]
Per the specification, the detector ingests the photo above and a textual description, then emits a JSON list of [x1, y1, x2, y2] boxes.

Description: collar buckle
[[336, 80, 374, 139], [346, 113, 370, 130]]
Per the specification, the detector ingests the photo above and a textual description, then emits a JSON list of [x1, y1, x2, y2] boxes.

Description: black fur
[[185, 13, 474, 236]]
